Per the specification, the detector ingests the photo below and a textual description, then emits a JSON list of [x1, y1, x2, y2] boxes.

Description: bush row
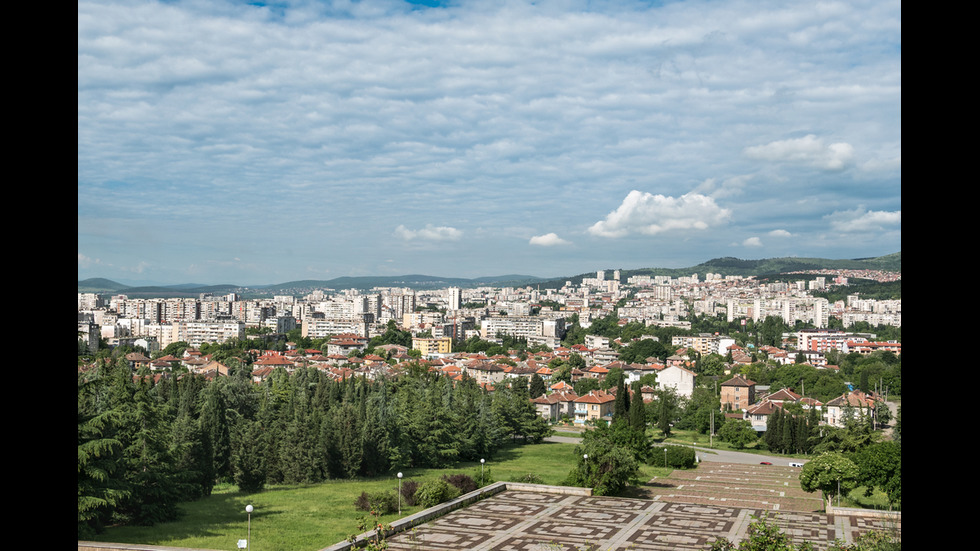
[[355, 470, 548, 514]]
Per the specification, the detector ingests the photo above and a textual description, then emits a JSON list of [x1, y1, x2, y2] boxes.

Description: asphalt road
[[545, 435, 803, 467]]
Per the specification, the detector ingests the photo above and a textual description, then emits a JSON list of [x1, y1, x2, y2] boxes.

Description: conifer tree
[[199, 383, 232, 482], [232, 418, 267, 493]]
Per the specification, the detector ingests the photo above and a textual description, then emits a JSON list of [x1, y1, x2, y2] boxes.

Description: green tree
[[799, 452, 860, 511], [710, 513, 817, 550], [652, 387, 680, 437], [528, 373, 546, 399], [759, 316, 789, 348], [232, 419, 267, 493], [78, 377, 128, 538], [718, 418, 758, 449], [199, 383, 232, 483], [563, 426, 641, 496], [850, 441, 901, 509], [114, 379, 185, 526]]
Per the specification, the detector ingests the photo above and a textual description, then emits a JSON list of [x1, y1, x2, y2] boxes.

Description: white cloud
[[78, 253, 99, 269], [529, 233, 571, 246], [825, 208, 901, 233], [768, 229, 792, 238], [394, 224, 463, 241], [587, 191, 731, 238], [744, 134, 855, 171], [743, 237, 763, 247]]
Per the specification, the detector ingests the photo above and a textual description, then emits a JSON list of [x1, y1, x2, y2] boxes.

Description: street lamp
[[397, 472, 403, 515], [245, 504, 253, 551], [480, 459, 485, 486]]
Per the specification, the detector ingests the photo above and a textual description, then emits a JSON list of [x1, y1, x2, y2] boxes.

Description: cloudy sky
[[78, 0, 901, 286]]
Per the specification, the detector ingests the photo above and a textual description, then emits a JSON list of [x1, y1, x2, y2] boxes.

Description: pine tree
[[78, 377, 128, 538], [232, 419, 267, 493], [199, 383, 232, 483], [115, 378, 184, 526]]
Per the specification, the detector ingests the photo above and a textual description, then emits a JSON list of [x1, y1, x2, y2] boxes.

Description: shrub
[[651, 445, 696, 468], [442, 473, 477, 494], [513, 473, 543, 484], [354, 490, 398, 515], [400, 479, 419, 506], [414, 479, 461, 509]]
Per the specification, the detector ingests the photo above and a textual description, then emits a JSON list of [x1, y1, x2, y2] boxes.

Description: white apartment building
[[481, 315, 566, 342], [173, 320, 245, 347], [302, 318, 369, 339]]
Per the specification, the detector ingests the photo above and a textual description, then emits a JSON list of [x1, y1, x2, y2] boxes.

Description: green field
[[89, 440, 667, 551]]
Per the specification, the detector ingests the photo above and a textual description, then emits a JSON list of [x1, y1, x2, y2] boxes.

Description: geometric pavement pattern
[[384, 464, 900, 551]]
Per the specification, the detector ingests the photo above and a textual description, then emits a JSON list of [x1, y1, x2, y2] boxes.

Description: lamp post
[[664, 447, 668, 468], [480, 459, 485, 486], [397, 472, 403, 515], [245, 504, 253, 551]]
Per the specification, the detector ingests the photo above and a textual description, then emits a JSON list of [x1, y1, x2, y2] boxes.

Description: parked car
[[759, 461, 772, 465], [789, 462, 804, 467]]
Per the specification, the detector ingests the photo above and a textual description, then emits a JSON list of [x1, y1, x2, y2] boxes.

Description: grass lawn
[[94, 440, 667, 551]]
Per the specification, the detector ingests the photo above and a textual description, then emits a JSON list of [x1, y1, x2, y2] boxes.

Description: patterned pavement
[[384, 464, 900, 551]]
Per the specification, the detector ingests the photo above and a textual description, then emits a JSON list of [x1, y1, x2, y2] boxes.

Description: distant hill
[[78, 252, 900, 298]]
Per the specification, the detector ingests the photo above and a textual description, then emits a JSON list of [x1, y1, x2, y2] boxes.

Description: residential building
[[720, 375, 756, 412], [657, 365, 696, 399], [413, 336, 452, 356], [573, 390, 616, 425], [824, 390, 882, 427]]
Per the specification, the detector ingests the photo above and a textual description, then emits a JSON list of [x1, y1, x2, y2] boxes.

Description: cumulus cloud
[[825, 208, 901, 233], [744, 135, 855, 171], [587, 191, 732, 238], [768, 229, 792, 238], [529, 233, 571, 246], [743, 237, 763, 247], [394, 224, 462, 241]]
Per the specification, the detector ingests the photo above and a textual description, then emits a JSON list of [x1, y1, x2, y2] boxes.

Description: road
[[545, 435, 802, 466]]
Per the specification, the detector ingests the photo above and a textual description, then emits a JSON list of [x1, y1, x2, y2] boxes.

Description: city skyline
[[78, 0, 901, 286]]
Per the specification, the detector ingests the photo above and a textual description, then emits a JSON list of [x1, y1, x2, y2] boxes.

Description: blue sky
[[78, 0, 901, 286]]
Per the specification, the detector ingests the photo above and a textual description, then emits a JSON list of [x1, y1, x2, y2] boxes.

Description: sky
[[78, 0, 901, 286]]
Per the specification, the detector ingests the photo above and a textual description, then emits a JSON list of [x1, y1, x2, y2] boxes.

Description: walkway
[[383, 464, 899, 551]]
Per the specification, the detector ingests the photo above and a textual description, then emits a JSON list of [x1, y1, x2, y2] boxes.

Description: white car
[[789, 462, 804, 467]]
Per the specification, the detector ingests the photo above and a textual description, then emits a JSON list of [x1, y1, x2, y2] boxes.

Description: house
[[744, 400, 783, 432], [124, 352, 151, 370], [532, 393, 563, 421], [326, 334, 369, 356], [573, 390, 616, 425], [824, 390, 882, 427], [657, 364, 696, 399], [462, 361, 507, 387], [253, 354, 296, 371], [720, 375, 756, 412], [198, 360, 232, 377]]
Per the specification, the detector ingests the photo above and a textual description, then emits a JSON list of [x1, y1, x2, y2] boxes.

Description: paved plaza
[[382, 464, 900, 551]]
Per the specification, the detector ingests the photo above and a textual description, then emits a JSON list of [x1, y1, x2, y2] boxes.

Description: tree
[[563, 426, 641, 496], [78, 377, 128, 538], [718, 418, 758, 449], [528, 373, 546, 399], [652, 387, 680, 437], [759, 316, 789, 348], [709, 513, 817, 550], [199, 383, 232, 483], [232, 419, 267, 493], [799, 452, 860, 510], [114, 379, 185, 526], [850, 441, 901, 509]]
